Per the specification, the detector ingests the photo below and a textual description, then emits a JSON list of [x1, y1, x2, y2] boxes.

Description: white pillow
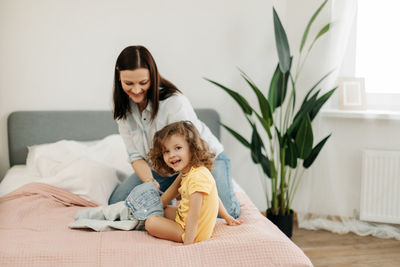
[[37, 158, 119, 205], [26, 140, 87, 177], [0, 165, 42, 197], [26, 135, 132, 178], [85, 135, 132, 175], [21, 134, 132, 205]]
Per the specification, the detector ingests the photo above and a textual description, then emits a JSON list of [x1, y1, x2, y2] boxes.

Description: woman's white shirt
[[117, 93, 224, 163]]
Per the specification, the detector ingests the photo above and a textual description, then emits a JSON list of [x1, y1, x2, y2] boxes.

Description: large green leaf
[[249, 123, 271, 178], [268, 64, 281, 110], [287, 92, 319, 138], [287, 86, 335, 140], [309, 87, 337, 120], [295, 115, 313, 159], [307, 23, 331, 53], [274, 126, 283, 147], [303, 134, 331, 168], [259, 154, 272, 178], [299, 0, 328, 52], [251, 124, 265, 159], [297, 89, 320, 121], [285, 139, 298, 168], [205, 78, 252, 115], [273, 8, 291, 73], [301, 70, 333, 108], [239, 70, 273, 125], [268, 64, 290, 111], [297, 89, 320, 120], [254, 111, 272, 139], [221, 123, 250, 149]]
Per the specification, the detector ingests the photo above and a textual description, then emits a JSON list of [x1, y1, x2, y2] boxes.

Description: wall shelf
[[321, 109, 400, 121]]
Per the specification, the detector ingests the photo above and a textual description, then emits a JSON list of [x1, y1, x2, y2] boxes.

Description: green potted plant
[[206, 0, 335, 237]]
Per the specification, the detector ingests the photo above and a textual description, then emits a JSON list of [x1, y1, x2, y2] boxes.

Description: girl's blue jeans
[[108, 152, 240, 218]]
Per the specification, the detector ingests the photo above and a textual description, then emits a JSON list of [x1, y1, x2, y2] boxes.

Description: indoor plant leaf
[[221, 123, 250, 149], [309, 87, 337, 120], [254, 111, 273, 139], [249, 123, 271, 178], [205, 78, 253, 115], [273, 8, 291, 73], [287, 92, 318, 139], [301, 70, 333, 108], [268, 63, 290, 111], [295, 114, 313, 159], [307, 23, 331, 53], [303, 134, 331, 168], [239, 69, 274, 125], [285, 139, 298, 168], [289, 74, 297, 111], [250, 121, 265, 153], [299, 0, 328, 52], [259, 153, 272, 178]]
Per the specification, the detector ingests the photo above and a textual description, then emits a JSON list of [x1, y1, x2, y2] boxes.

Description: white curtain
[[292, 0, 400, 240]]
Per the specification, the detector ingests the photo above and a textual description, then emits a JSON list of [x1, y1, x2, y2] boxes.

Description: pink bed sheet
[[0, 182, 312, 267]]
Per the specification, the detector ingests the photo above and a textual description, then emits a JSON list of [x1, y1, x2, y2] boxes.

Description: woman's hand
[[131, 159, 160, 189]]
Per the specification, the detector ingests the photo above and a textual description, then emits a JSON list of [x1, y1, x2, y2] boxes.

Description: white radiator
[[360, 150, 400, 224]]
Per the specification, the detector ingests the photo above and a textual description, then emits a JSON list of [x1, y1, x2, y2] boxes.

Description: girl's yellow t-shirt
[[175, 166, 219, 243]]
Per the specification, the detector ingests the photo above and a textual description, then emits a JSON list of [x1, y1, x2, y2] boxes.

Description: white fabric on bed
[[1, 134, 132, 205], [0, 165, 41, 197], [26, 134, 132, 176], [37, 158, 120, 205], [1, 159, 119, 206]]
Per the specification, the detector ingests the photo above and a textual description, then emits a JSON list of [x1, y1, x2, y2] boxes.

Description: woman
[[108, 45, 240, 218]]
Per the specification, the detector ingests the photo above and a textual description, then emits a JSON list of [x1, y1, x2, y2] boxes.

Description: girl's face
[[163, 134, 191, 174], [120, 68, 151, 111]]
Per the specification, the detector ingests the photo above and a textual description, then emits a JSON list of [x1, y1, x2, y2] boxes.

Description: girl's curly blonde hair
[[147, 121, 215, 176]]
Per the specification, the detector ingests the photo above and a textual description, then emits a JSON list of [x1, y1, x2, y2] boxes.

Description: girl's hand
[[224, 215, 243, 226]]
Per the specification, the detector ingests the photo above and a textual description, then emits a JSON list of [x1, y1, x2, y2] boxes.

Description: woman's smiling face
[[120, 68, 151, 111]]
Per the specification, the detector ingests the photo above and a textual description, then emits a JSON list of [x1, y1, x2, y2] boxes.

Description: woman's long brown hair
[[113, 45, 181, 120]]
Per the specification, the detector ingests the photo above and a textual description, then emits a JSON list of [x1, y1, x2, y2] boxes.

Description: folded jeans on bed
[[69, 182, 163, 232], [125, 181, 164, 220]]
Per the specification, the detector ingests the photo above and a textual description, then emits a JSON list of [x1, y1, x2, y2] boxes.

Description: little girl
[[145, 121, 242, 245]]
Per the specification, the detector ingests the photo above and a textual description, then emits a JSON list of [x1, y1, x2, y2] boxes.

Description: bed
[[0, 109, 312, 267]]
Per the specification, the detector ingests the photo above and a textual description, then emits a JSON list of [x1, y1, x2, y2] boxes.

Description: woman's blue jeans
[[108, 152, 240, 218]]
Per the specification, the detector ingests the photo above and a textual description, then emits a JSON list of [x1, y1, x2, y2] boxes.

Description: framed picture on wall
[[338, 77, 366, 110]]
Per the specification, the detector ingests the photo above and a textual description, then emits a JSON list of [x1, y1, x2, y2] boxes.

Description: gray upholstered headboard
[[7, 109, 220, 166]]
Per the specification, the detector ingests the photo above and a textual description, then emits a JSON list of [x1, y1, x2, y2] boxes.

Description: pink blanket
[[0, 183, 312, 267]]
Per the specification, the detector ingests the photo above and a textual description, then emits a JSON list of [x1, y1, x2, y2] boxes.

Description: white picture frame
[[338, 77, 366, 110]]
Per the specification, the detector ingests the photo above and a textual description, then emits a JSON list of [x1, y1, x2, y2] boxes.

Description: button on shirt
[[117, 93, 224, 163]]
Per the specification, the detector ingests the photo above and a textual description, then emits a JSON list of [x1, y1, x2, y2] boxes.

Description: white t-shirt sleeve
[[117, 119, 145, 163], [163, 94, 224, 155], [165, 94, 199, 124]]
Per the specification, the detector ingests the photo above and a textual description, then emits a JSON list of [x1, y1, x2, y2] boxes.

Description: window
[[354, 0, 400, 110], [356, 1, 400, 94]]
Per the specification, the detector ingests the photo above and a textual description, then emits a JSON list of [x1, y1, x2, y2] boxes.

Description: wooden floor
[[291, 223, 400, 267]]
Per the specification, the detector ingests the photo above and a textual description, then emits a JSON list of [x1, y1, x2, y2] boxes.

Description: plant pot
[[266, 209, 294, 238]]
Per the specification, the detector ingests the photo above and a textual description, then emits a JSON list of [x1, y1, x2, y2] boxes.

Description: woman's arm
[[184, 192, 203, 245], [218, 197, 242, 225], [131, 159, 159, 189]]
